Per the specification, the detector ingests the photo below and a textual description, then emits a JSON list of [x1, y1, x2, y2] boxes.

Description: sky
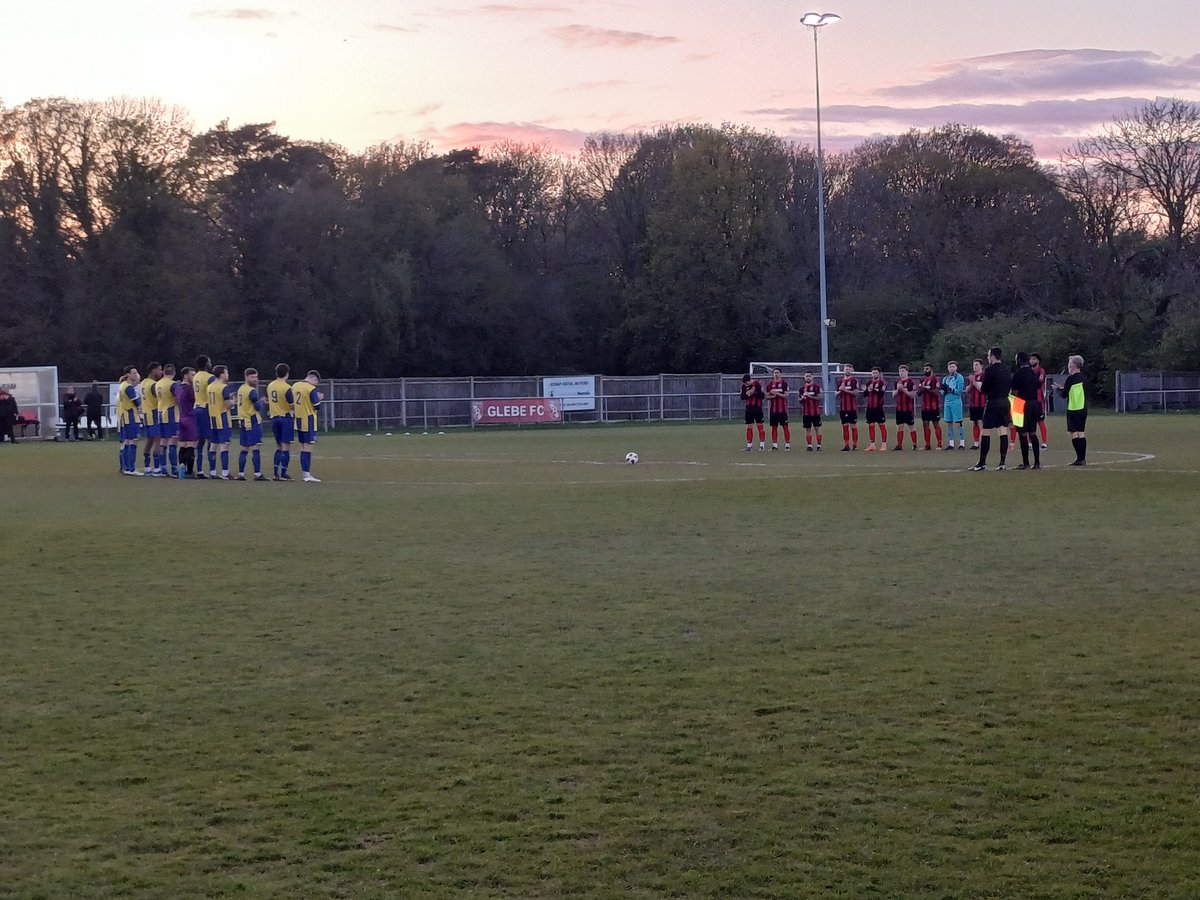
[[5, 0, 1199, 158]]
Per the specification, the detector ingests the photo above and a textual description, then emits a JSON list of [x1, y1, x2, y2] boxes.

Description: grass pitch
[[2, 416, 1198, 898]]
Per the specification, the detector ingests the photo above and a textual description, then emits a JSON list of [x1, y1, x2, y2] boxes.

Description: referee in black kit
[[969, 346, 1012, 471]]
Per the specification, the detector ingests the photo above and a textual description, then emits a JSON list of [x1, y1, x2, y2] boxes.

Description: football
[[625, 452, 639, 465]]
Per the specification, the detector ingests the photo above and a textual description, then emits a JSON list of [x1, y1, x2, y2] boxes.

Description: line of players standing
[[739, 350, 1089, 468], [113, 356, 325, 482]]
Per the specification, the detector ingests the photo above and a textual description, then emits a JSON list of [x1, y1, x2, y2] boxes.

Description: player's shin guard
[[168, 445, 178, 472], [756, 424, 766, 441], [782, 424, 791, 443], [746, 426, 753, 443], [208, 449, 217, 471], [771, 426, 778, 444], [868, 424, 876, 443], [301, 450, 312, 474], [238, 450, 248, 474], [973, 422, 981, 443], [923, 424, 931, 447], [934, 424, 943, 447], [851, 426, 858, 446], [220, 450, 229, 474], [842, 424, 850, 445], [880, 424, 888, 444], [281, 450, 290, 475], [252, 448, 261, 475], [999, 435, 1009, 465]]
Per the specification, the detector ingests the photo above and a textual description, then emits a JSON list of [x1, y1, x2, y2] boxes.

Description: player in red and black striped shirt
[[892, 365, 918, 450], [799, 371, 823, 450], [836, 363, 860, 451], [967, 358, 986, 448], [1030, 352, 1049, 449], [739, 374, 766, 451], [863, 367, 888, 451], [919, 363, 944, 450], [765, 368, 791, 450]]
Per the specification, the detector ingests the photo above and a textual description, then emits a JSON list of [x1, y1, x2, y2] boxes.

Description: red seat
[[16, 410, 41, 436]]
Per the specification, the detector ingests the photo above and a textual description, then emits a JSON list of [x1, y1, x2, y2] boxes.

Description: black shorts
[[968, 406, 985, 422], [744, 407, 764, 425], [803, 413, 822, 429], [1018, 402, 1042, 433], [982, 399, 1011, 430], [865, 407, 886, 425], [839, 410, 858, 425], [769, 411, 789, 427], [895, 410, 915, 427], [1066, 410, 1087, 433], [921, 409, 941, 423]]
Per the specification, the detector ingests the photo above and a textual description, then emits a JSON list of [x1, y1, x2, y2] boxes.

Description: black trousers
[[0, 420, 14, 443], [64, 417, 81, 440], [86, 413, 103, 437]]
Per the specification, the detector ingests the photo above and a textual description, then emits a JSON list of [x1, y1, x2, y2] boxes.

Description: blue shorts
[[297, 429, 317, 446], [272, 417, 295, 444], [942, 399, 963, 423], [195, 408, 211, 439], [120, 422, 141, 441], [239, 423, 263, 447], [145, 422, 162, 438], [213, 426, 232, 445], [159, 420, 179, 439]]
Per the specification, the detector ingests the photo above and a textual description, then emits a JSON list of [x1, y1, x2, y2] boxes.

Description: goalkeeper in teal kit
[[941, 360, 966, 449]]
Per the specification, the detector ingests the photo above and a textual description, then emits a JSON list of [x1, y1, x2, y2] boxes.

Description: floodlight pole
[[802, 12, 839, 415]]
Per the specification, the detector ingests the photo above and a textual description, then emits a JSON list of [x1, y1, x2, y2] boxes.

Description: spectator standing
[[83, 382, 105, 439], [0, 389, 17, 443], [62, 387, 84, 442]]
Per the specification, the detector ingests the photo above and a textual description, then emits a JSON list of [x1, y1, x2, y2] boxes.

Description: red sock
[[746, 426, 753, 443], [897, 431, 904, 447], [757, 424, 766, 441], [816, 433, 822, 446], [923, 424, 931, 447], [782, 424, 791, 443], [880, 424, 888, 444], [806, 434, 812, 446], [868, 424, 876, 442], [935, 424, 943, 447], [771, 426, 778, 443], [842, 424, 850, 444], [1039, 420, 1047, 443], [851, 426, 858, 446], [973, 422, 981, 443], [910, 430, 918, 446]]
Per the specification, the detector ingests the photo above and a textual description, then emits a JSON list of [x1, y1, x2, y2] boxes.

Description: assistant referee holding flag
[[970, 346, 1013, 472]]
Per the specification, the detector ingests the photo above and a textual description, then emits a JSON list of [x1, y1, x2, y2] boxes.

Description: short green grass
[[2, 416, 1198, 898]]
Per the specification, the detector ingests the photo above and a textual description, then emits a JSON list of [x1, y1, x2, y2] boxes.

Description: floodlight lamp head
[[800, 12, 841, 27]]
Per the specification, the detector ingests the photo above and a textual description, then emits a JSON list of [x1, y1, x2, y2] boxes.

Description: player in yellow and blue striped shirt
[[192, 355, 214, 478], [266, 363, 295, 481], [117, 368, 143, 475], [205, 365, 236, 480], [292, 370, 322, 483], [235, 368, 267, 481]]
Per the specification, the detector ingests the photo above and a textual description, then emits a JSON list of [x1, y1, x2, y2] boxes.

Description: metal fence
[[1115, 371, 1200, 412], [56, 366, 1161, 438]]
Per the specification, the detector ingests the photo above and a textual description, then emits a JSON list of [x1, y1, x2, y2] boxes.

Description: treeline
[[2, 97, 1198, 393]]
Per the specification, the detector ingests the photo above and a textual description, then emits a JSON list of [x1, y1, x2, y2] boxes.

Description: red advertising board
[[471, 397, 563, 425]]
